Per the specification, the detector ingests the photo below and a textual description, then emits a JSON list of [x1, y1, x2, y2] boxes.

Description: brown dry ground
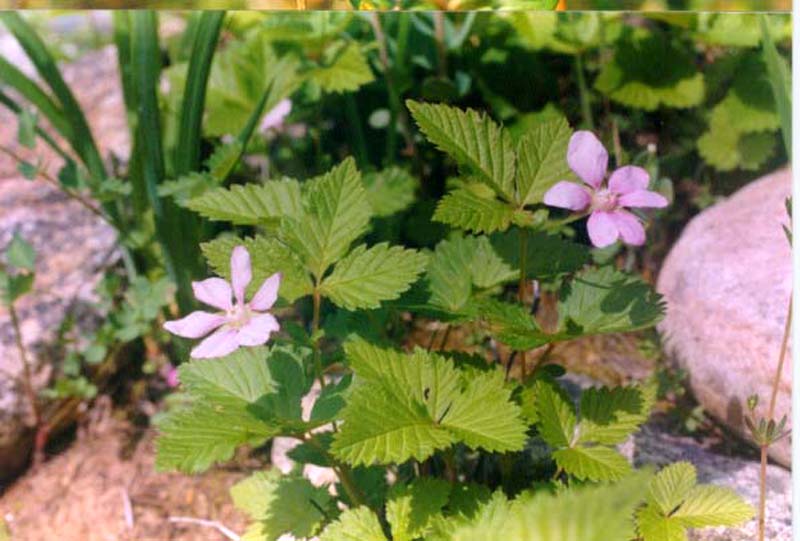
[[0, 415, 249, 541]]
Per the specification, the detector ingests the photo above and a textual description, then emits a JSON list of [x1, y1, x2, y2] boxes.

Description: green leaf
[[201, 234, 312, 303], [331, 342, 526, 466], [595, 33, 704, 111], [648, 462, 697, 515], [515, 115, 573, 206], [578, 384, 652, 445], [231, 470, 331, 541], [533, 379, 576, 448], [17, 108, 37, 149], [187, 179, 303, 226], [6, 233, 35, 271], [363, 167, 417, 217], [319, 242, 428, 310], [407, 100, 516, 200], [319, 507, 387, 541], [636, 504, 688, 541], [206, 141, 245, 181], [155, 347, 312, 473], [553, 445, 632, 482], [558, 266, 665, 337], [672, 486, 755, 528], [433, 187, 517, 234], [491, 229, 590, 281], [17, 161, 37, 180], [282, 158, 372, 279], [761, 15, 792, 158], [157, 172, 219, 207], [479, 299, 553, 351], [387, 478, 451, 541], [307, 42, 375, 94], [0, 272, 34, 306]]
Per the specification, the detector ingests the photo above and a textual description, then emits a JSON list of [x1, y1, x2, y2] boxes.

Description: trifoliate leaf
[[433, 187, 517, 234], [407, 100, 516, 200], [558, 266, 665, 336], [187, 179, 303, 227], [534, 379, 576, 448], [155, 347, 312, 473], [201, 234, 312, 303], [578, 384, 652, 445], [387, 478, 451, 541], [231, 470, 331, 541], [282, 158, 372, 279], [515, 115, 573, 206], [595, 33, 705, 111], [319, 242, 428, 310], [363, 167, 417, 217], [553, 445, 631, 482], [331, 342, 527, 466], [307, 42, 375, 94], [319, 506, 387, 541]]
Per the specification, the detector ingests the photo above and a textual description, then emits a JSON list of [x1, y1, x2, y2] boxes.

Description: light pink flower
[[164, 246, 281, 359], [543, 131, 668, 248], [161, 364, 180, 388], [259, 98, 292, 134]]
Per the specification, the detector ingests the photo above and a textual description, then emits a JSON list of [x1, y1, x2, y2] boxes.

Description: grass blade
[[760, 14, 791, 159], [174, 11, 225, 175]]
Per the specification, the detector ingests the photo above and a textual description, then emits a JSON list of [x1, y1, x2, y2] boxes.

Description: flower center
[[591, 188, 618, 212], [226, 303, 253, 329]]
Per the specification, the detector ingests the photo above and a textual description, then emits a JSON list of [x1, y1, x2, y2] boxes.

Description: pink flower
[[259, 98, 292, 133], [164, 246, 281, 359], [543, 131, 668, 248], [161, 364, 180, 387]]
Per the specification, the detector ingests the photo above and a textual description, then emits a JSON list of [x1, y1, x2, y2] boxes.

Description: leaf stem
[[304, 433, 367, 509], [518, 228, 529, 380], [311, 286, 326, 391]]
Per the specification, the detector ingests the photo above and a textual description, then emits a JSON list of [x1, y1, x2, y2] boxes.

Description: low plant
[[155, 102, 754, 540]]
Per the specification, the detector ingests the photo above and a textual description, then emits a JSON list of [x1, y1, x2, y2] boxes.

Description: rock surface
[[0, 46, 126, 480], [635, 424, 791, 541], [657, 168, 792, 466]]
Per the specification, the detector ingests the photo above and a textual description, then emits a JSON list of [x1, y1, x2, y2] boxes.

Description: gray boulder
[[657, 168, 792, 466]]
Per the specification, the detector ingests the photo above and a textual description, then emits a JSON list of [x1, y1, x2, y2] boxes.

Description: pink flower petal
[[610, 210, 646, 246], [192, 277, 233, 311], [587, 211, 619, 248], [164, 311, 226, 339], [236, 313, 280, 347], [249, 272, 282, 311], [230, 245, 252, 306], [568, 131, 608, 189], [191, 327, 240, 359], [543, 181, 592, 211], [608, 166, 650, 195], [260, 98, 292, 132], [618, 189, 669, 209]]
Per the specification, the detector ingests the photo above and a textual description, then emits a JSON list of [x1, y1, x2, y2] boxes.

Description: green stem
[[344, 94, 368, 168], [311, 287, 326, 391], [574, 51, 594, 131], [304, 433, 366, 508], [518, 228, 529, 380]]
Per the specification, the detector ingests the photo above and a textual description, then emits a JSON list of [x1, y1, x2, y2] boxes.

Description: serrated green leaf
[[201, 234, 312, 303], [491, 229, 589, 281], [553, 445, 631, 482], [673, 485, 754, 528], [363, 167, 417, 217], [158, 172, 219, 207], [319, 242, 427, 310], [558, 266, 665, 337], [387, 478, 451, 541], [407, 100, 516, 200], [187, 179, 303, 226], [205, 141, 244, 181], [515, 115, 573, 206], [479, 299, 553, 350], [282, 158, 372, 279], [319, 506, 387, 541], [308, 42, 374, 93], [332, 342, 526, 466], [695, 13, 791, 48], [578, 385, 651, 445], [595, 33, 704, 111], [648, 462, 697, 515], [434, 187, 517, 234], [636, 504, 688, 541], [155, 347, 312, 473], [534, 380, 576, 448], [232, 470, 331, 541]]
